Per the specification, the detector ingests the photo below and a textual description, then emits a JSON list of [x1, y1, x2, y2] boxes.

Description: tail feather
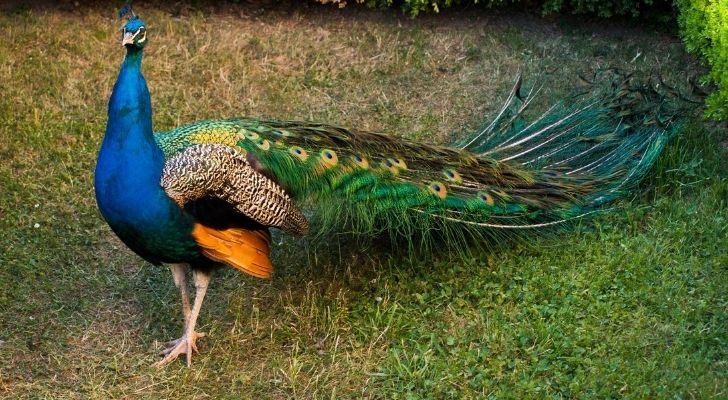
[[155, 69, 692, 247], [192, 224, 273, 278]]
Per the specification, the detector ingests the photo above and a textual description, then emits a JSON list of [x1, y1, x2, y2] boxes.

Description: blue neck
[[95, 46, 198, 264], [104, 48, 161, 172], [95, 47, 169, 226]]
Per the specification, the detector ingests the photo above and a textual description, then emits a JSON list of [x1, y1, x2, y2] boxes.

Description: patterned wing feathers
[[160, 144, 309, 235]]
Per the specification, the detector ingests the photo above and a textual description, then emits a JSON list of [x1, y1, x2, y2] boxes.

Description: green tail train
[[154, 71, 687, 248]]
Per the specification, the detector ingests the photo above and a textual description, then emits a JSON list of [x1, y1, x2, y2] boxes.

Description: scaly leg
[[158, 264, 196, 351], [155, 268, 210, 368], [171, 264, 191, 328]]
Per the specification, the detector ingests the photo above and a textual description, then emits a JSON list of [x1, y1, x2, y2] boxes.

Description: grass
[[0, 2, 726, 399]]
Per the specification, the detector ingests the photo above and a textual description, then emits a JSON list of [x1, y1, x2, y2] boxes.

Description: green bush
[[675, 0, 728, 121], [541, 0, 661, 17]]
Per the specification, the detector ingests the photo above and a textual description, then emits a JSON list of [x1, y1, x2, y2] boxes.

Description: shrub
[[675, 0, 727, 121], [541, 0, 662, 17]]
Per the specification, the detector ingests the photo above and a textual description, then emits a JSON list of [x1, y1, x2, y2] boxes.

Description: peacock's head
[[122, 18, 147, 49], [119, 4, 147, 49]]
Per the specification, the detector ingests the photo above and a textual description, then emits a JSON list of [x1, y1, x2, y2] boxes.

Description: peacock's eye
[[131, 27, 146, 41]]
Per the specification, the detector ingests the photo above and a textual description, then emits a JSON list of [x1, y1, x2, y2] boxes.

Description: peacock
[[95, 5, 685, 367]]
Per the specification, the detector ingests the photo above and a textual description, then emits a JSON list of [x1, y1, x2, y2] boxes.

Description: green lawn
[[0, 3, 725, 399]]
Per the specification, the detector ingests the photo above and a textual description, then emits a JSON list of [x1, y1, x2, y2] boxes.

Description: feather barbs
[[427, 181, 448, 199], [273, 129, 296, 137], [255, 139, 270, 151], [289, 146, 309, 161], [319, 149, 339, 168], [443, 168, 463, 183], [192, 224, 273, 278], [381, 158, 407, 175], [350, 154, 369, 169], [190, 129, 240, 148], [477, 191, 496, 205]]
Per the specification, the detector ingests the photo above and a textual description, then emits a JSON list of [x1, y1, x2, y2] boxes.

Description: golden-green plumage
[[153, 71, 688, 249], [155, 119, 567, 210]]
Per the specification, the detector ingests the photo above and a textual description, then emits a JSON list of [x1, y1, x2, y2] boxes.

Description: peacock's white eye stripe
[[130, 28, 147, 43]]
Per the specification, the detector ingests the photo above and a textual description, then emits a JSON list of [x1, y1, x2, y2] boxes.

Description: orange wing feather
[[192, 224, 273, 278]]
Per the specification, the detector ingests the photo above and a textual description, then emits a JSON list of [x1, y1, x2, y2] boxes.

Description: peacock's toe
[[154, 330, 206, 368]]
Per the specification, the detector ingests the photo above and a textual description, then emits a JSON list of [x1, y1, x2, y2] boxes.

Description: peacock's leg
[[171, 264, 191, 328], [155, 269, 210, 368], [159, 264, 192, 350]]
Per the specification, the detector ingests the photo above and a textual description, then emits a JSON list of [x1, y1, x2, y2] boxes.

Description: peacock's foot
[[154, 331, 206, 368]]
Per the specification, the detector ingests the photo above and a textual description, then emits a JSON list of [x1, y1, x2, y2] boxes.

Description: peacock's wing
[[160, 143, 308, 235], [158, 142, 308, 278]]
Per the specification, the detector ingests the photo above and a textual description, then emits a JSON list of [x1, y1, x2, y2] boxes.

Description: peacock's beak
[[122, 31, 135, 47]]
